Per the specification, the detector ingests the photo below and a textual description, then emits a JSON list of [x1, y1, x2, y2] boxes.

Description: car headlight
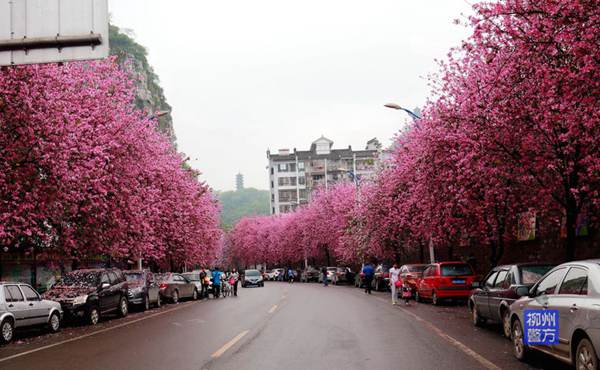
[[72, 295, 88, 305], [130, 286, 144, 294]]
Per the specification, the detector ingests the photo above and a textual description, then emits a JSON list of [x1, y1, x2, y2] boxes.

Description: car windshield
[[124, 272, 144, 282], [441, 264, 473, 276], [245, 270, 260, 276], [55, 271, 100, 288], [327, 267, 337, 271], [408, 265, 426, 273], [520, 265, 555, 284], [182, 273, 200, 281]]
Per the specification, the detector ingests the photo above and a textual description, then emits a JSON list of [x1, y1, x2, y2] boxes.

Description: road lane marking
[[268, 304, 278, 314], [211, 330, 249, 358], [0, 300, 201, 364], [372, 296, 502, 370]]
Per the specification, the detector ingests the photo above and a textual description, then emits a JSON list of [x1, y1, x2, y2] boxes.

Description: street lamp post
[[383, 103, 421, 120], [384, 102, 434, 263]]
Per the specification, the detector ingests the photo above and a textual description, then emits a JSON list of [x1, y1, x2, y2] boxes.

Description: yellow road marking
[[268, 304, 278, 314], [211, 330, 249, 358]]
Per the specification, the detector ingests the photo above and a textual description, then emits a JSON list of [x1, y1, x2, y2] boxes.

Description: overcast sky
[[108, 0, 473, 191]]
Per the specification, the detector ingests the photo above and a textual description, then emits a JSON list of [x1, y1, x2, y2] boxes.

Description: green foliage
[[218, 188, 270, 230], [108, 24, 174, 140]]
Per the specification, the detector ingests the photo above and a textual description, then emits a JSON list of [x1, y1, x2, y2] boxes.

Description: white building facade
[[267, 136, 380, 215]]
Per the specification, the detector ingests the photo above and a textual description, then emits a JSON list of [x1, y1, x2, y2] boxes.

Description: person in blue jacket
[[362, 262, 375, 294], [212, 267, 222, 298]]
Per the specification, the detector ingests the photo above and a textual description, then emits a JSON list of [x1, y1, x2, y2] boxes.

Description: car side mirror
[[471, 281, 481, 288], [101, 282, 110, 289], [516, 285, 530, 297]]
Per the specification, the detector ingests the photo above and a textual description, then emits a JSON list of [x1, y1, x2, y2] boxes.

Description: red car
[[416, 262, 476, 305]]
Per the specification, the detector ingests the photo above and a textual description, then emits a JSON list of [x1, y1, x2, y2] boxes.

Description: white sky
[[108, 0, 473, 191]]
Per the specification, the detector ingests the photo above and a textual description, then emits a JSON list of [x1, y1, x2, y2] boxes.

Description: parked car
[[242, 269, 264, 287], [273, 268, 285, 281], [399, 264, 427, 296], [318, 267, 337, 283], [264, 270, 277, 281], [301, 266, 320, 283], [44, 268, 129, 325], [415, 262, 476, 305], [124, 270, 161, 311], [469, 263, 555, 337], [335, 267, 355, 284], [156, 273, 198, 303], [509, 260, 600, 369], [1, 282, 62, 344], [374, 264, 391, 291], [182, 271, 204, 292]]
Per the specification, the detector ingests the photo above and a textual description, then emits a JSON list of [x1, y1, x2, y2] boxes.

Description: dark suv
[[469, 263, 555, 338], [44, 268, 129, 325]]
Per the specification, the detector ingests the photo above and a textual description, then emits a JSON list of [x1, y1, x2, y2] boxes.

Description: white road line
[[373, 296, 502, 370], [268, 304, 278, 314], [0, 301, 200, 364], [211, 330, 249, 358]]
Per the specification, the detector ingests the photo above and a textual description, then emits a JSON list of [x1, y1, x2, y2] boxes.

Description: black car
[[44, 268, 130, 325], [124, 270, 161, 311], [468, 263, 555, 338]]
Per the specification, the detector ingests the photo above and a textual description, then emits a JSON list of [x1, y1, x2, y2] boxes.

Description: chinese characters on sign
[[524, 310, 559, 345]]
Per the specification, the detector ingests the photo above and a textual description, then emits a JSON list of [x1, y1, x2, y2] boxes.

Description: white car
[[1, 282, 63, 343]]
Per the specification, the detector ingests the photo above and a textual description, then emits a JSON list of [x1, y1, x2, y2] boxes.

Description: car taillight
[[159, 283, 168, 289]]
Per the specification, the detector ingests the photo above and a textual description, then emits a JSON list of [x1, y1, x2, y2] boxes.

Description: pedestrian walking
[[321, 266, 328, 286], [362, 262, 375, 294], [212, 267, 222, 298], [230, 268, 239, 296], [288, 268, 294, 284], [389, 263, 401, 305]]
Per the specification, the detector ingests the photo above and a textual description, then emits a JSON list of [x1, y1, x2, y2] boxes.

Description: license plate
[[452, 279, 465, 284]]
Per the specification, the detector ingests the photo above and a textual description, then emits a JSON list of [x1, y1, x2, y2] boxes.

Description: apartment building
[[267, 136, 380, 215]]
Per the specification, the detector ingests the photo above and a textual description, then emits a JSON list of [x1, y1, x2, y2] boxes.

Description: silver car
[[0, 282, 63, 343], [509, 259, 600, 369]]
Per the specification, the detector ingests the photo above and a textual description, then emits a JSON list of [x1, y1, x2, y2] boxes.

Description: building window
[[278, 163, 288, 172], [279, 205, 291, 213], [270, 167, 274, 175], [298, 161, 305, 171], [289, 163, 296, 172], [298, 176, 306, 185], [271, 193, 275, 202], [313, 175, 324, 180], [271, 180, 274, 188], [272, 207, 275, 214], [278, 190, 297, 202]]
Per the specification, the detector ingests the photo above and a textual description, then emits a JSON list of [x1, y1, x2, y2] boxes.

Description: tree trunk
[[419, 242, 424, 263], [565, 196, 578, 261]]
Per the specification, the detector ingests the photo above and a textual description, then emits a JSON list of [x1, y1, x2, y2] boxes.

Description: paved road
[[0, 283, 568, 370]]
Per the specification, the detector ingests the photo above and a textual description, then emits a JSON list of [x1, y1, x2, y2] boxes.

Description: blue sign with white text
[[524, 309, 559, 345]]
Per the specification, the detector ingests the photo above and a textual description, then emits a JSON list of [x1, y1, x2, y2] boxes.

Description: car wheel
[[143, 295, 150, 311], [501, 309, 511, 338], [576, 338, 598, 370], [432, 292, 440, 306], [88, 306, 100, 325], [0, 318, 14, 344], [118, 296, 128, 317], [48, 312, 61, 333], [192, 289, 198, 301], [471, 303, 486, 327], [512, 319, 528, 361], [172, 290, 179, 304]]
